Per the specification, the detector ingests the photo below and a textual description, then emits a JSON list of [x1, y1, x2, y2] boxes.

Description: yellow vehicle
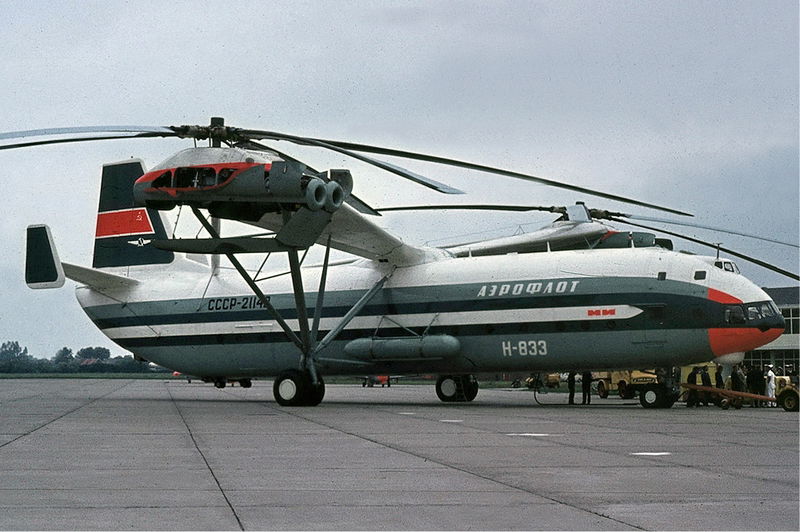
[[595, 370, 657, 399], [776, 378, 799, 411], [524, 373, 561, 389]]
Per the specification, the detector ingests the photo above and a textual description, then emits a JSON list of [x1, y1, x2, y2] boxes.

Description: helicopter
[[3, 117, 793, 408]]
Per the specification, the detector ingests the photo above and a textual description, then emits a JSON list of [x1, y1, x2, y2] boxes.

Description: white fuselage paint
[[75, 247, 777, 378]]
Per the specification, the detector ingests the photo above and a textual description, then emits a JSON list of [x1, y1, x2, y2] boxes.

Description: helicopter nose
[[759, 311, 785, 333]]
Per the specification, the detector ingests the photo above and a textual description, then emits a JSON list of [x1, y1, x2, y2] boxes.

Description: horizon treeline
[[0, 340, 154, 373]]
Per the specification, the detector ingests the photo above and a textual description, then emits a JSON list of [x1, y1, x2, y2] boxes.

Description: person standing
[[731, 365, 744, 392], [715, 366, 724, 389], [765, 364, 777, 407], [581, 371, 592, 405], [746, 365, 761, 407], [686, 367, 699, 407], [700, 366, 712, 406], [567, 371, 576, 405]]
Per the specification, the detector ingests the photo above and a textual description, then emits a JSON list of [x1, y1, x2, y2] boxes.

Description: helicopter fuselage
[[75, 246, 784, 379]]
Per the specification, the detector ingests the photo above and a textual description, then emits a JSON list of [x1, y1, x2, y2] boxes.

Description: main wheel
[[464, 376, 479, 401], [239, 379, 252, 388], [273, 370, 309, 406], [303, 376, 326, 407], [436, 375, 459, 402], [639, 384, 665, 409]]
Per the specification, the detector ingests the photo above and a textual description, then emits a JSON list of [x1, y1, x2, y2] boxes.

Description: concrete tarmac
[[0, 378, 797, 531]]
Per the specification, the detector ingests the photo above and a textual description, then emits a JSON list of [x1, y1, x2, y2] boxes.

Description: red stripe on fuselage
[[707, 287, 742, 304], [96, 208, 154, 238]]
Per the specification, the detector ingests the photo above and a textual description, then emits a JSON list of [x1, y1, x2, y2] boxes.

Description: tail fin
[[93, 160, 174, 268], [25, 225, 65, 289]]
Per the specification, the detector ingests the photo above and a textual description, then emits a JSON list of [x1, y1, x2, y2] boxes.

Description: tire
[[779, 390, 799, 412], [464, 377, 479, 402], [273, 370, 309, 406], [597, 380, 608, 399], [639, 384, 665, 409], [303, 377, 325, 407], [239, 379, 252, 388], [436, 375, 459, 402], [619, 381, 635, 399]]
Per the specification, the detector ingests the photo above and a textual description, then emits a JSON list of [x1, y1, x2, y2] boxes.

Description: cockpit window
[[746, 305, 762, 321], [725, 306, 746, 324], [713, 260, 740, 274]]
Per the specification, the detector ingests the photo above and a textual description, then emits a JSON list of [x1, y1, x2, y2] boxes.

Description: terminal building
[[746, 287, 800, 374]]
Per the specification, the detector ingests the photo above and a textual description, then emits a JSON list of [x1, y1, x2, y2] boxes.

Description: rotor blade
[[378, 204, 563, 214], [306, 139, 692, 217], [612, 213, 798, 248], [0, 125, 174, 141], [608, 217, 799, 281], [0, 131, 173, 151], [236, 129, 464, 194]]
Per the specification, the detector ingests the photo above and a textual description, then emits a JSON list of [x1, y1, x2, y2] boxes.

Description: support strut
[[191, 207, 304, 351]]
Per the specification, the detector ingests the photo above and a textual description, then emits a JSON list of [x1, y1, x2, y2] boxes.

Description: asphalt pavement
[[0, 379, 797, 530]]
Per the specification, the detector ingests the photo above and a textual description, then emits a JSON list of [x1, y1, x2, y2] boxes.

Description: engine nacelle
[[133, 157, 349, 213]]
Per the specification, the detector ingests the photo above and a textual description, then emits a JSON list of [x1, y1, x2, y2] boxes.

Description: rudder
[[93, 160, 174, 268]]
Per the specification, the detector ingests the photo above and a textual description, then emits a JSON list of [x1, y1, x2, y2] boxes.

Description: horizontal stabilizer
[[26, 224, 138, 291], [62, 263, 139, 291], [25, 225, 65, 289]]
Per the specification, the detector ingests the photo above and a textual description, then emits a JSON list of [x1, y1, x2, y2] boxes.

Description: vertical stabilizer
[[26, 225, 65, 289], [93, 160, 174, 268]]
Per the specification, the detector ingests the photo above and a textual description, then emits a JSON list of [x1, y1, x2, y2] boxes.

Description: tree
[[0, 341, 34, 373], [76, 347, 111, 360], [53, 347, 74, 364], [0, 341, 29, 361]]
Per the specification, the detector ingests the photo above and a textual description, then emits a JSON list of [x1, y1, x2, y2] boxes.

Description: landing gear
[[214, 378, 227, 389], [436, 375, 479, 402], [273, 370, 326, 407], [639, 383, 679, 409], [239, 378, 252, 388], [639, 384, 663, 408]]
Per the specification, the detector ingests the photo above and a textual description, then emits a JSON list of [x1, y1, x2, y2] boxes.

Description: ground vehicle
[[776, 378, 799, 411], [525, 373, 561, 389], [595, 370, 657, 399]]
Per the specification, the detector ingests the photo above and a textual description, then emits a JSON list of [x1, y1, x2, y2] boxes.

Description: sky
[[0, 0, 797, 358]]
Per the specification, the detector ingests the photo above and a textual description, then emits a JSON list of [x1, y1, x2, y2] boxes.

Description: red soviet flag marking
[[95, 208, 154, 238]]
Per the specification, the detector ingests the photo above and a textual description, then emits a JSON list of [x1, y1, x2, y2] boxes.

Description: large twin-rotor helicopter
[[3, 117, 794, 408]]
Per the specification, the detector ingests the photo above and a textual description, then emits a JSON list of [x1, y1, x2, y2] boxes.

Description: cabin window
[[218, 168, 237, 183], [657, 272, 667, 280], [694, 270, 707, 280], [175, 167, 217, 188], [152, 170, 172, 188]]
